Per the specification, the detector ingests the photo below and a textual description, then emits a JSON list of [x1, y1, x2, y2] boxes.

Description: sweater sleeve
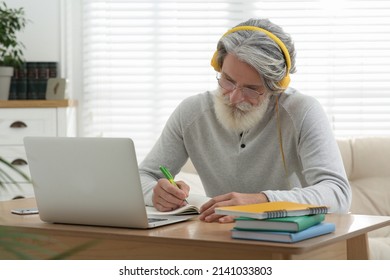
[[138, 99, 190, 206], [263, 98, 352, 214]]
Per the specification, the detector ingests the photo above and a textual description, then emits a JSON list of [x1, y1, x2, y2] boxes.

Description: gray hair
[[216, 18, 297, 94]]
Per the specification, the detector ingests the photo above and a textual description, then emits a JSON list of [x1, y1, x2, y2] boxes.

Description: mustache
[[221, 94, 253, 112]]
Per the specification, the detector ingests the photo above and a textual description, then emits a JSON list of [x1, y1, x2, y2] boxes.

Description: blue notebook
[[231, 222, 335, 243]]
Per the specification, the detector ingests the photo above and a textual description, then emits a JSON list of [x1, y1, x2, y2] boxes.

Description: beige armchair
[[337, 137, 390, 259]]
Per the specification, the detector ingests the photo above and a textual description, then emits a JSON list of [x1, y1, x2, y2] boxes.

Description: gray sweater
[[139, 88, 351, 213]]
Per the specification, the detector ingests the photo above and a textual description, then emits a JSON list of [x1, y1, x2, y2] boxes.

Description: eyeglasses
[[216, 74, 264, 99]]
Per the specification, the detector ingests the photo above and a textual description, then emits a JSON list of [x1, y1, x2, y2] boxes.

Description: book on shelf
[[10, 62, 58, 100], [9, 64, 27, 100], [146, 194, 210, 216], [215, 201, 329, 220], [231, 222, 336, 243], [234, 214, 326, 232], [28, 62, 58, 99]]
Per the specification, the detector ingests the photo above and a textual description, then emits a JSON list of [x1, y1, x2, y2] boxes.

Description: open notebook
[[147, 194, 210, 215], [23, 137, 205, 229]]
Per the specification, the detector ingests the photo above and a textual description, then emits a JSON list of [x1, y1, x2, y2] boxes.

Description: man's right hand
[[152, 178, 190, 212]]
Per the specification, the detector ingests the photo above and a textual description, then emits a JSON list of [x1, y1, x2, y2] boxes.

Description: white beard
[[213, 89, 270, 133]]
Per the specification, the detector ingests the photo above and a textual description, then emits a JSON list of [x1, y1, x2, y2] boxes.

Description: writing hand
[[152, 179, 190, 212], [199, 192, 268, 223]]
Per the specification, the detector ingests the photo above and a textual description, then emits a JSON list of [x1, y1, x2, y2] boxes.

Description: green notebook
[[234, 214, 325, 232], [232, 222, 335, 243]]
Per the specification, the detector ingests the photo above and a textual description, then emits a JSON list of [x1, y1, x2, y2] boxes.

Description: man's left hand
[[199, 192, 269, 223]]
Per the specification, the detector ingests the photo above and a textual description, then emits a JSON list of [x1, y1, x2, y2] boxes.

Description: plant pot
[[0, 66, 14, 100]]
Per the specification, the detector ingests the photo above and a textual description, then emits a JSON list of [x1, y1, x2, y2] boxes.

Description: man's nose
[[229, 88, 246, 104]]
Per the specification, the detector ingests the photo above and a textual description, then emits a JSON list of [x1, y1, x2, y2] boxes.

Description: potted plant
[[0, 1, 27, 100]]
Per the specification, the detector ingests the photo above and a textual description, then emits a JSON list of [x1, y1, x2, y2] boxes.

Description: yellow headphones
[[210, 25, 291, 89]]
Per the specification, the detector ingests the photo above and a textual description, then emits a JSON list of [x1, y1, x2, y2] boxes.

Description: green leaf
[[0, 2, 27, 67]]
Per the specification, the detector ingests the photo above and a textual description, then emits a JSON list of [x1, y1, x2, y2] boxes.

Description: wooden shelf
[[0, 99, 77, 108]]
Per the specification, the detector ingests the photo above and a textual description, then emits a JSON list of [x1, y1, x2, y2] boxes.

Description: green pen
[[159, 165, 178, 187], [159, 165, 188, 203]]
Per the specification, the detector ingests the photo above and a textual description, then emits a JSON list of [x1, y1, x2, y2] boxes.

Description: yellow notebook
[[215, 201, 328, 220]]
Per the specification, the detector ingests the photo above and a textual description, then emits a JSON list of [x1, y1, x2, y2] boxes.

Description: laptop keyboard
[[148, 218, 168, 223]]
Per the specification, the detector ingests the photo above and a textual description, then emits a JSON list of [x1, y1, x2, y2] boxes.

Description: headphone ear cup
[[210, 50, 220, 71], [278, 74, 290, 89]]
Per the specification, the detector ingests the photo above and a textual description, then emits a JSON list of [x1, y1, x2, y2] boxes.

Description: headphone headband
[[210, 25, 291, 89]]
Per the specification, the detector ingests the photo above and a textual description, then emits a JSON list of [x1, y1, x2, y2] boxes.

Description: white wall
[[4, 0, 61, 64]]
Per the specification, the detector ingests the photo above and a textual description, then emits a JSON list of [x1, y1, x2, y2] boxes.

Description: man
[[139, 18, 351, 223]]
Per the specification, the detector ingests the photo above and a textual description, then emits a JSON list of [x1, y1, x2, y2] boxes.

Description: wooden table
[[1, 198, 390, 260]]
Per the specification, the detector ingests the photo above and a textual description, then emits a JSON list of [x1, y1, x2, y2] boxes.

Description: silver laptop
[[23, 137, 195, 229]]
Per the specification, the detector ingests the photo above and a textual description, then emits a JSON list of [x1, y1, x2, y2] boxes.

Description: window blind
[[82, 0, 390, 162]]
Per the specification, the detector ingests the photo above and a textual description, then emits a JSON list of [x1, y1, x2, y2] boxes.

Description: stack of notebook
[[215, 201, 336, 243]]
